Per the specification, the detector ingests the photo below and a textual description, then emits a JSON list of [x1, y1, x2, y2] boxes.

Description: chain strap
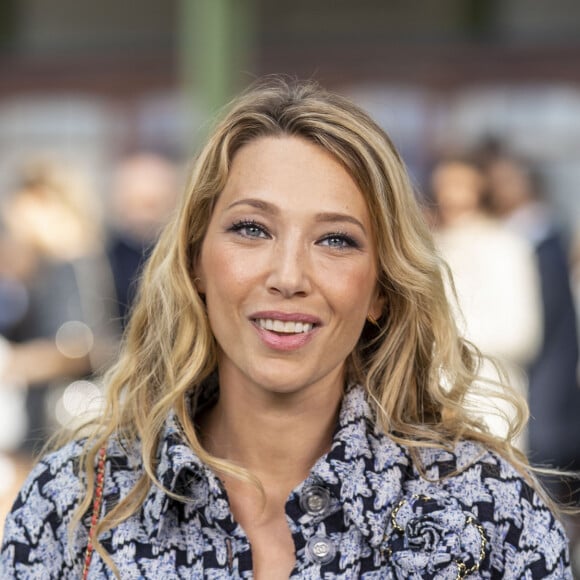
[[82, 446, 107, 580]]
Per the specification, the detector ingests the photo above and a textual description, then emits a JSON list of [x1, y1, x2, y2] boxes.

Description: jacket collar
[[142, 384, 413, 546], [142, 408, 230, 540], [288, 385, 413, 548]]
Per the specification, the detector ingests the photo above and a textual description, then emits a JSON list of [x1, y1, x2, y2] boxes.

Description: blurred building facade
[[0, 1, 579, 230]]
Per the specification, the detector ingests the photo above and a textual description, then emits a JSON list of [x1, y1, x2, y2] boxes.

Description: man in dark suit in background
[[107, 152, 181, 328], [486, 153, 580, 572]]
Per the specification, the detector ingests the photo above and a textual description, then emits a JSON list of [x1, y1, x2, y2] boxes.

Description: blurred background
[[0, 0, 580, 569]]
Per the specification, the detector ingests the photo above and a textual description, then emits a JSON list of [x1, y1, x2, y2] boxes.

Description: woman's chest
[[90, 504, 391, 579]]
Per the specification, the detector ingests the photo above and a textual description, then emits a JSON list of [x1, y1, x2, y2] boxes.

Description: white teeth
[[256, 319, 314, 333]]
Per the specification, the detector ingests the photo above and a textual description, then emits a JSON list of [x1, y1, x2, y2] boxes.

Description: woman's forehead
[[217, 136, 372, 224]]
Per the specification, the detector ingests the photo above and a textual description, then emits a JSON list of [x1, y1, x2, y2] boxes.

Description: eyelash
[[229, 220, 270, 238], [228, 220, 360, 250], [319, 232, 359, 249]]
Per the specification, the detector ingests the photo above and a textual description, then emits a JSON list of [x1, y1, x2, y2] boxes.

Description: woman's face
[[431, 161, 484, 221], [196, 135, 383, 398]]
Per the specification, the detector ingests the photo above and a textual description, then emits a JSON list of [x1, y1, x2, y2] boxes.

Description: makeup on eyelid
[[227, 218, 362, 249]]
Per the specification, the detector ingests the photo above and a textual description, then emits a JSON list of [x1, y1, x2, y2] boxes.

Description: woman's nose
[[266, 238, 312, 298]]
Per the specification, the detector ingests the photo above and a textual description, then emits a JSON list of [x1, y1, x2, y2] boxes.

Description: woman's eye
[[319, 233, 358, 249], [229, 220, 269, 239]]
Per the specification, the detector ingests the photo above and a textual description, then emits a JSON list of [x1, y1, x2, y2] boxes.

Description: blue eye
[[319, 233, 359, 249], [229, 220, 270, 239]]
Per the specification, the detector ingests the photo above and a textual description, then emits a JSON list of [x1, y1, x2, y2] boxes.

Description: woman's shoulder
[[1, 436, 141, 577], [413, 439, 557, 513], [0, 440, 88, 578], [13, 439, 87, 510], [418, 439, 521, 479], [3, 436, 136, 534]]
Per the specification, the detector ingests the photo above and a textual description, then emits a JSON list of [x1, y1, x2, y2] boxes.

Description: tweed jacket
[[1, 385, 571, 579]]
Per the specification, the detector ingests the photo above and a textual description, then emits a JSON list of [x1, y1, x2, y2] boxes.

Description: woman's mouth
[[250, 312, 320, 351], [255, 318, 314, 334]]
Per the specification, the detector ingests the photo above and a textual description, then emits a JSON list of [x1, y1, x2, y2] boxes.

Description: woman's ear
[[193, 275, 206, 294], [368, 291, 385, 323], [192, 252, 206, 294]]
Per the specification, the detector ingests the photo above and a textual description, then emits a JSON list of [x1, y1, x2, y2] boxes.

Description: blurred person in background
[[431, 155, 543, 450], [485, 152, 580, 568], [0, 226, 38, 538], [106, 151, 181, 329], [0, 159, 117, 534]]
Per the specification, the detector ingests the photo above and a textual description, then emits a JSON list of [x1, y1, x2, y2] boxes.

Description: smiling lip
[[250, 310, 321, 351]]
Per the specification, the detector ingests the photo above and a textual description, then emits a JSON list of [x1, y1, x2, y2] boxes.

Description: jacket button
[[305, 535, 336, 564], [300, 485, 331, 516]]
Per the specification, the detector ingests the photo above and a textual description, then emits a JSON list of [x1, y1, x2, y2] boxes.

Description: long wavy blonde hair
[[73, 78, 530, 573]]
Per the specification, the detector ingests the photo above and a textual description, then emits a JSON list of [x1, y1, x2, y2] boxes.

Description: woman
[[0, 80, 571, 578], [430, 155, 542, 451]]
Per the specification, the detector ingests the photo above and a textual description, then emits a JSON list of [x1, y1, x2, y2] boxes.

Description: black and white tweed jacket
[[1, 385, 571, 578]]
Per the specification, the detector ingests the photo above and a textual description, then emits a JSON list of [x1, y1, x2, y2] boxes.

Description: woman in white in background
[[431, 156, 542, 449]]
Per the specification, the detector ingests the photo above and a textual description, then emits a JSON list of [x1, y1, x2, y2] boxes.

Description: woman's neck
[[199, 377, 343, 487]]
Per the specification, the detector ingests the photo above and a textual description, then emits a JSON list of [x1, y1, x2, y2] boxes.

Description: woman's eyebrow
[[226, 198, 278, 213], [225, 200, 367, 234], [315, 213, 367, 234]]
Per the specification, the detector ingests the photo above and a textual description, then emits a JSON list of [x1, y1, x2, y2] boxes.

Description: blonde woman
[[1, 80, 571, 579]]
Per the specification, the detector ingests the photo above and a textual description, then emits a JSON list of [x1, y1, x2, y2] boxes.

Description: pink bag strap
[[82, 446, 107, 580]]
